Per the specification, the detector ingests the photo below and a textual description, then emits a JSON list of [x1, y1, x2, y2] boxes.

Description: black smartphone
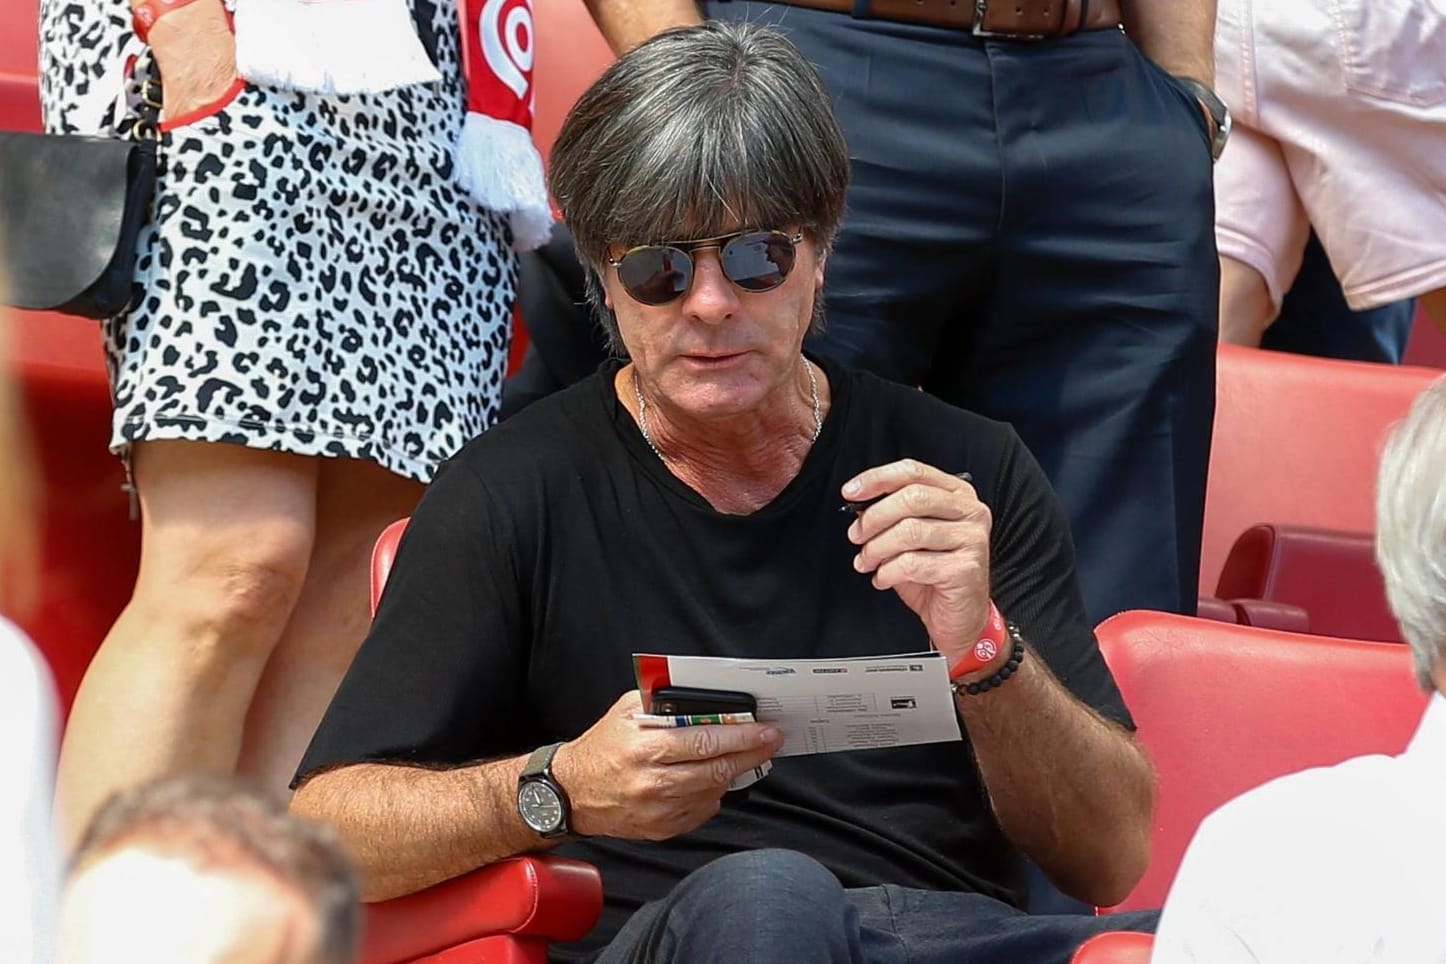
[[650, 685, 758, 717]]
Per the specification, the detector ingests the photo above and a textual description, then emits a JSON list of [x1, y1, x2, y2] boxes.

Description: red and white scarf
[[233, 0, 551, 251]]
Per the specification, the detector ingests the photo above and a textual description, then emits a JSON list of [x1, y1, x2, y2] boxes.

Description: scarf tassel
[[455, 112, 553, 252]]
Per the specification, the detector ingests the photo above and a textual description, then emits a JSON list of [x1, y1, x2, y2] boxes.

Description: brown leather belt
[[773, 0, 1123, 37]]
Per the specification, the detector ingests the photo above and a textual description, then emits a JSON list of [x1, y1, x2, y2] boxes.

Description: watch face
[[518, 780, 564, 834]]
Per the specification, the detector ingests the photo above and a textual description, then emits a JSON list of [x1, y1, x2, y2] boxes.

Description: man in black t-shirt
[[292, 23, 1159, 964]]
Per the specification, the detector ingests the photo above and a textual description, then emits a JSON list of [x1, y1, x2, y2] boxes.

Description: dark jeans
[[707, 2, 1219, 627], [581, 850, 1158, 964]]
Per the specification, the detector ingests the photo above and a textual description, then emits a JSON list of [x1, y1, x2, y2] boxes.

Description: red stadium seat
[[1094, 610, 1426, 913], [1217, 523, 1399, 642], [1226, 597, 1308, 633], [1200, 344, 1438, 599], [1404, 303, 1446, 369], [3, 311, 139, 715], [0, 69, 40, 132], [1071, 931, 1154, 964], [361, 518, 604, 964]]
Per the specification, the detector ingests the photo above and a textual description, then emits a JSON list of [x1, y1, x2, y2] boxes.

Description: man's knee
[[664, 850, 854, 956], [686, 849, 842, 902]]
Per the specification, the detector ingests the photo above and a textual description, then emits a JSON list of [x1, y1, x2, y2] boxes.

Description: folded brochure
[[633, 651, 962, 763]]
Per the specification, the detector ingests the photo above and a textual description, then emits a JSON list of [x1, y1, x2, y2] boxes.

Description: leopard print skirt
[[39, 0, 516, 482]]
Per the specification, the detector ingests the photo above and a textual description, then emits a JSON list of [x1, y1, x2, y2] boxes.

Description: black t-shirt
[[296, 355, 1132, 960]]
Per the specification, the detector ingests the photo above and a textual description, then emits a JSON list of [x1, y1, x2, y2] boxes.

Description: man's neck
[[617, 365, 830, 514]]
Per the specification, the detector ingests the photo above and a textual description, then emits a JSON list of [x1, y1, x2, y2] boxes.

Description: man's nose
[[679, 249, 739, 323]]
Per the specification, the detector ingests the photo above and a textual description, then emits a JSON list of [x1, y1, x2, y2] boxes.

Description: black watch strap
[[522, 741, 564, 779]]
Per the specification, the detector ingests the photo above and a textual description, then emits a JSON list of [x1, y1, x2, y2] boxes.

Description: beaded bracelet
[[950, 622, 1026, 696]]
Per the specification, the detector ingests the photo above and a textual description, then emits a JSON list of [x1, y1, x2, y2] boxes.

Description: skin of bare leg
[[1218, 255, 1277, 347], [1420, 288, 1446, 339], [55, 440, 319, 849], [236, 456, 425, 793]]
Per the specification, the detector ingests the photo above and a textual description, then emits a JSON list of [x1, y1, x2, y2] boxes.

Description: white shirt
[[0, 619, 60, 964], [1153, 692, 1446, 964]]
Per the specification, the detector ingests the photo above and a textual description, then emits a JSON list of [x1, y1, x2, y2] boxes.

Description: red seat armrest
[[362, 856, 603, 964], [1229, 597, 1309, 633], [1071, 931, 1155, 964], [1195, 595, 1239, 624]]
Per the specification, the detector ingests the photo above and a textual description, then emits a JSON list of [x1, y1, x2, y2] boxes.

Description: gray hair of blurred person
[[70, 774, 360, 963], [548, 20, 851, 352], [1376, 373, 1446, 690]]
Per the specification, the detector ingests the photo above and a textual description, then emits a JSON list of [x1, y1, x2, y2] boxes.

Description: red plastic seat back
[[1097, 610, 1426, 912], [369, 518, 410, 616], [1217, 524, 1400, 642], [1071, 931, 1154, 964], [1201, 344, 1438, 595]]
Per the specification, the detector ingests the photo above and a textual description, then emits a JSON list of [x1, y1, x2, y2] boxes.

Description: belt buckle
[[971, 0, 1047, 39]]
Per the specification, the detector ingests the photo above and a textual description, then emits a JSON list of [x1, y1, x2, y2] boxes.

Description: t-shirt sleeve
[[293, 459, 529, 786], [986, 430, 1134, 729]]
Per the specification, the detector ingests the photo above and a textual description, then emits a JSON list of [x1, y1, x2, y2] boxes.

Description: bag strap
[[119, 51, 162, 142]]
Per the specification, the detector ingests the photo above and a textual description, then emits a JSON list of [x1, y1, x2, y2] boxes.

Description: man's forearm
[[957, 652, 1156, 907], [1123, 0, 1216, 86], [292, 756, 548, 902], [583, 0, 703, 55]]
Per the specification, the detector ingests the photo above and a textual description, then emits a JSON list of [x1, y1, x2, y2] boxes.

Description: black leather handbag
[[0, 76, 160, 320]]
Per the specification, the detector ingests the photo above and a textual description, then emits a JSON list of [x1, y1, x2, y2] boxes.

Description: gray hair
[[548, 20, 850, 350], [1376, 373, 1446, 690], [72, 775, 361, 963]]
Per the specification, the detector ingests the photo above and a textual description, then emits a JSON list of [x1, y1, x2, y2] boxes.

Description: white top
[[1153, 692, 1446, 964], [0, 619, 60, 964]]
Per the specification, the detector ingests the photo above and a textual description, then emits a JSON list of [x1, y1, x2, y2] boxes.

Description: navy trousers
[[707, 2, 1219, 627], [582, 850, 1159, 964]]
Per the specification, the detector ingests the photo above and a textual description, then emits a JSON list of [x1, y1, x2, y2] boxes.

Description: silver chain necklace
[[634, 359, 822, 464]]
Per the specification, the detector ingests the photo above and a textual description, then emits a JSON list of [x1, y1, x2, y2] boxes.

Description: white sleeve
[[0, 621, 62, 964], [1150, 804, 1267, 964]]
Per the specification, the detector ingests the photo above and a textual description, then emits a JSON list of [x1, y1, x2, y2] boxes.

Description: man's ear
[[813, 249, 827, 290]]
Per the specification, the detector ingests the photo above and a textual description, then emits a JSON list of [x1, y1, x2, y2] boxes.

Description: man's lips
[[679, 351, 748, 362]]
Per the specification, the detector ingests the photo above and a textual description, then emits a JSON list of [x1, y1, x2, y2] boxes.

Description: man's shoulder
[[450, 370, 615, 482], [840, 364, 1020, 452], [1198, 751, 1403, 845], [1178, 749, 1411, 892], [1158, 750, 1438, 961]]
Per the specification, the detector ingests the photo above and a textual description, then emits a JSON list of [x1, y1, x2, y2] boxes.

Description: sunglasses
[[607, 230, 804, 306]]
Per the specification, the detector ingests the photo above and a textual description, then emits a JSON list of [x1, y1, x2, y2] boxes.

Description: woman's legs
[[56, 440, 319, 847], [236, 456, 424, 792]]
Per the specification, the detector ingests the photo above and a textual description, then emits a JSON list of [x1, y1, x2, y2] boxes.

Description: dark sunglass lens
[[721, 232, 796, 292], [618, 246, 693, 305]]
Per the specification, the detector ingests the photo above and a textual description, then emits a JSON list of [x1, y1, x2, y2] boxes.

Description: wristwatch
[[517, 742, 572, 838], [1175, 77, 1232, 162]]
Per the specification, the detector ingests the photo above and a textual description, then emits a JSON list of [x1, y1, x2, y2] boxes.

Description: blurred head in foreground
[[58, 775, 360, 963], [1376, 372, 1446, 694]]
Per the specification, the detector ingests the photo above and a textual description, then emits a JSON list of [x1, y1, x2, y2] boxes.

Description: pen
[[839, 471, 974, 515]]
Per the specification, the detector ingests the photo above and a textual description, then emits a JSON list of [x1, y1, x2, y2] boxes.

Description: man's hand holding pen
[[843, 461, 994, 671]]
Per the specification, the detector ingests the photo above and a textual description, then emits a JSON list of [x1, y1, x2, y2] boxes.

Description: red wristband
[[132, 0, 208, 42], [947, 601, 1009, 682]]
